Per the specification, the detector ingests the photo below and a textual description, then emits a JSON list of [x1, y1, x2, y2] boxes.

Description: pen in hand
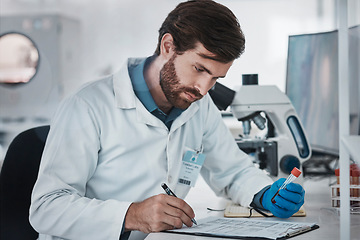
[[161, 183, 197, 225]]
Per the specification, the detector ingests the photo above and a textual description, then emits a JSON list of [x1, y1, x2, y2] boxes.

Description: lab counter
[[145, 176, 360, 240]]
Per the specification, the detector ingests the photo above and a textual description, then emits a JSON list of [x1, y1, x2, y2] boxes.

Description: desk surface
[[145, 176, 360, 240]]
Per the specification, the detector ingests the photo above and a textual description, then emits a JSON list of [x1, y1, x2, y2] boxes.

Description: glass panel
[[0, 33, 39, 84]]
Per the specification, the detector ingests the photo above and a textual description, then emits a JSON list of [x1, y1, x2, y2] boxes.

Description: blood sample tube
[[271, 167, 302, 204], [353, 166, 359, 202], [350, 168, 354, 206], [335, 168, 340, 184]]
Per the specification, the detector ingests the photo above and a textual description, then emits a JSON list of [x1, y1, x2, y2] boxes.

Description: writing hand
[[124, 194, 195, 233]]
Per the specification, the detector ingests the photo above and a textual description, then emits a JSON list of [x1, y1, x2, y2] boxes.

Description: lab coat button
[[168, 176, 172, 183]]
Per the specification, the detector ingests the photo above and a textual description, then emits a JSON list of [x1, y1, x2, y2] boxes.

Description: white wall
[[2, 0, 359, 94]]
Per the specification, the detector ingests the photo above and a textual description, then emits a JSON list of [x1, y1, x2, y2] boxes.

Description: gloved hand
[[262, 178, 305, 218]]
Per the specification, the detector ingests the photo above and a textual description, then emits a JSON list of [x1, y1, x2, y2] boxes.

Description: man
[[30, 1, 305, 239]]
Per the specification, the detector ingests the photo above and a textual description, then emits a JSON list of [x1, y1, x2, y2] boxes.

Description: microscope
[[209, 75, 311, 179]]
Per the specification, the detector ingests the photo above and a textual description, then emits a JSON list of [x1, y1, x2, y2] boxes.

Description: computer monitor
[[286, 26, 360, 157]]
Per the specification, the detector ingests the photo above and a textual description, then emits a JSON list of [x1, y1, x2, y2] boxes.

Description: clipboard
[[224, 203, 306, 218], [166, 216, 319, 240]]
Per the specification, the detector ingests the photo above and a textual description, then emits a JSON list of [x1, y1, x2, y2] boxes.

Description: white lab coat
[[29, 58, 273, 240]]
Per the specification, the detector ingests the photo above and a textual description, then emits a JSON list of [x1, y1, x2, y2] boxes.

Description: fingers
[[269, 192, 304, 218], [124, 194, 195, 233], [278, 188, 304, 204], [163, 208, 192, 227], [272, 185, 304, 216], [272, 181, 304, 205], [273, 178, 286, 188], [285, 182, 305, 194], [164, 195, 195, 226], [273, 193, 304, 211], [270, 203, 296, 218], [160, 210, 187, 229], [265, 180, 305, 218], [276, 183, 305, 206]]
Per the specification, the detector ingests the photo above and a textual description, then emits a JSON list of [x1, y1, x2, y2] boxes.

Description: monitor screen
[[286, 26, 360, 157]]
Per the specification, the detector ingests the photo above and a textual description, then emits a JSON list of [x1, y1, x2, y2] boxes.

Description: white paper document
[[166, 216, 318, 239]]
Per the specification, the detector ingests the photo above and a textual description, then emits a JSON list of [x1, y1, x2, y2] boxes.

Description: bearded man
[[30, 1, 305, 240]]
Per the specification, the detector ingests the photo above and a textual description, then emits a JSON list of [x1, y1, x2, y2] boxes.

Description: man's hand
[[262, 178, 305, 218], [124, 194, 195, 233]]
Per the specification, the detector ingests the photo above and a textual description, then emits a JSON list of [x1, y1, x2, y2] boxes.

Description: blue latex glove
[[262, 178, 305, 218]]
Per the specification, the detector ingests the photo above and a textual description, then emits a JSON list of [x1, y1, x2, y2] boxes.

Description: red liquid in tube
[[271, 167, 301, 204]]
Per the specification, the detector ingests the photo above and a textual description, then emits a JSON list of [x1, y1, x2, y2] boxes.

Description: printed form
[[166, 216, 318, 239]]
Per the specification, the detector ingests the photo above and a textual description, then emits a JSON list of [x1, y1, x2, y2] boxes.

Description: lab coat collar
[[113, 58, 200, 130], [170, 103, 199, 133], [113, 59, 137, 109]]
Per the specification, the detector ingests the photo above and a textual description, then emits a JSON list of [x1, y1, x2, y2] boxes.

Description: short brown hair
[[155, 0, 245, 63]]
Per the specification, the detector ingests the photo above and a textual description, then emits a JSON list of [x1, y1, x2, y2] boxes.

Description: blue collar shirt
[[128, 57, 183, 129]]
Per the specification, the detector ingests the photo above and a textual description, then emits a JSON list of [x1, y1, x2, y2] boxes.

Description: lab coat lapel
[[170, 102, 199, 133], [135, 100, 167, 128], [113, 60, 164, 128], [134, 96, 200, 130], [135, 100, 200, 130], [113, 62, 136, 109]]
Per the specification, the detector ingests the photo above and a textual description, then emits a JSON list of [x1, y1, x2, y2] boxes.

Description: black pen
[[161, 183, 197, 225]]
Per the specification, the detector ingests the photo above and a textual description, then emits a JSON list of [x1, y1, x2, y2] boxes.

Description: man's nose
[[194, 77, 215, 96]]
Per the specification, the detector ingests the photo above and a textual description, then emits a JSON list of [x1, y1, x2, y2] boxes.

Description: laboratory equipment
[[0, 14, 81, 151], [286, 25, 360, 158], [0, 33, 39, 84], [271, 167, 302, 203], [209, 80, 311, 179], [331, 164, 360, 211]]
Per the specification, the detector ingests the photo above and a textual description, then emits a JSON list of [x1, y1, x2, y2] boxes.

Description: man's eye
[[195, 66, 204, 72]]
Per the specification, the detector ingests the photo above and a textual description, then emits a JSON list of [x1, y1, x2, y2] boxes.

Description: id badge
[[178, 150, 205, 187]]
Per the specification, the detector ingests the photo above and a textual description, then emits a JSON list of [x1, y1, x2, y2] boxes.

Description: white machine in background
[[0, 14, 81, 151], [209, 78, 311, 179]]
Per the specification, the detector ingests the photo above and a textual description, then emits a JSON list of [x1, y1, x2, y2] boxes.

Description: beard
[[160, 54, 203, 110]]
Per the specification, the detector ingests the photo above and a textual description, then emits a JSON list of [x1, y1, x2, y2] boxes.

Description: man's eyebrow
[[196, 62, 212, 75], [195, 62, 226, 79], [196, 53, 227, 78]]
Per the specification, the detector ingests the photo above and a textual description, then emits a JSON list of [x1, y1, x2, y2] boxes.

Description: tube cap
[[291, 167, 302, 178]]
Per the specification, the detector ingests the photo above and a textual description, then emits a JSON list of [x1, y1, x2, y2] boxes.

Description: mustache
[[181, 87, 203, 99]]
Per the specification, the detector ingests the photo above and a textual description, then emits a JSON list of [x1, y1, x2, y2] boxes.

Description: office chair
[[0, 125, 50, 240]]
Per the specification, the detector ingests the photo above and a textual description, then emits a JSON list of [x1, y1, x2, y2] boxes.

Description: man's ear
[[160, 33, 175, 60]]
